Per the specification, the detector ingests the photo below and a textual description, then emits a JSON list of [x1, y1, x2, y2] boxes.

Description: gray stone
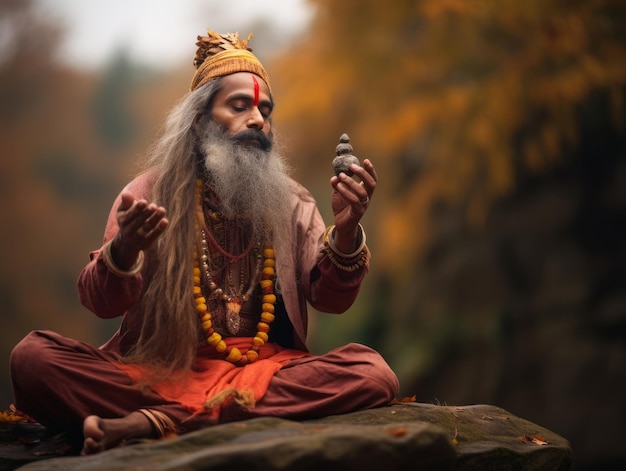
[[10, 403, 571, 471]]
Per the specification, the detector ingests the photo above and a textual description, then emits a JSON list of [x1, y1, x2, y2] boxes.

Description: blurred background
[[1, 0, 625, 469]]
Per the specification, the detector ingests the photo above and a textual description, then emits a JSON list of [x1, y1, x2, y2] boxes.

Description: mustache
[[231, 128, 273, 151]]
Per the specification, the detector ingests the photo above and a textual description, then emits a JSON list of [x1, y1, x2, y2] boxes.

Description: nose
[[247, 107, 265, 129]]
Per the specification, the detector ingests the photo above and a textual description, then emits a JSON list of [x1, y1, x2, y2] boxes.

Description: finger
[[129, 201, 158, 230], [137, 206, 168, 237], [119, 199, 147, 224], [333, 187, 368, 220], [362, 159, 378, 182], [141, 205, 166, 229], [334, 174, 360, 201], [118, 201, 154, 244], [147, 218, 169, 242], [351, 160, 377, 197], [337, 172, 371, 204], [118, 191, 136, 211], [137, 218, 169, 247]]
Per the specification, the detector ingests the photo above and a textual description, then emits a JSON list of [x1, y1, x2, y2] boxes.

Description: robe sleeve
[[292, 182, 368, 315], [76, 175, 151, 319]]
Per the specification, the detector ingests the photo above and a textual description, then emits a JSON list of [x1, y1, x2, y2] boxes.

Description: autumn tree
[[273, 0, 625, 260], [271, 2, 625, 466], [0, 0, 180, 408]]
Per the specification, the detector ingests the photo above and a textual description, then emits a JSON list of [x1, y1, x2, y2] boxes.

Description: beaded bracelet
[[323, 225, 370, 272], [326, 245, 370, 272], [102, 239, 144, 278]]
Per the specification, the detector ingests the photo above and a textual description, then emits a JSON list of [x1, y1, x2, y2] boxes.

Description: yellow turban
[[190, 30, 271, 93]]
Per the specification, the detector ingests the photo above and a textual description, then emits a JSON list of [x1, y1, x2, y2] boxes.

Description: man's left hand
[[329, 158, 377, 254]]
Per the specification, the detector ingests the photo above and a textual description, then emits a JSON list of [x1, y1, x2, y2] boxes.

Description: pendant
[[226, 300, 242, 335]]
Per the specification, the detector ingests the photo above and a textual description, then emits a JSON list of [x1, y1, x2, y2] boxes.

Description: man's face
[[209, 72, 273, 149]]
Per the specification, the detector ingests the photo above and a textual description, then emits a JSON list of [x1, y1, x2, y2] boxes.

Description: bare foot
[[81, 411, 154, 455]]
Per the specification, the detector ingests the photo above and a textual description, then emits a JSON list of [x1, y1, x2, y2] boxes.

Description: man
[[10, 30, 399, 455]]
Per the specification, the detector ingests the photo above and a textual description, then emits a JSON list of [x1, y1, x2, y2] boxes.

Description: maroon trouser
[[10, 330, 399, 434]]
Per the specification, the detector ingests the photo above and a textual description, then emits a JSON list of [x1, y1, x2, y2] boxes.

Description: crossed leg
[[11, 331, 399, 454]]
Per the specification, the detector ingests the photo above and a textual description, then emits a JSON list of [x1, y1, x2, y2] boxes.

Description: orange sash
[[115, 338, 310, 419]]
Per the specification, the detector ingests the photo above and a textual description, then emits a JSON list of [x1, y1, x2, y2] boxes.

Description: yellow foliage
[[377, 174, 441, 274], [256, 4, 617, 247], [0, 411, 24, 423], [0, 407, 30, 423], [271, 0, 626, 276]]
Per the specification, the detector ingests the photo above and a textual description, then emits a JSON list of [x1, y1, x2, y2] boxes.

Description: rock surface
[[2, 403, 572, 471]]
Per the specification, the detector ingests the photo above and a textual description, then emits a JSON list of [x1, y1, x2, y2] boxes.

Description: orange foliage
[[271, 0, 626, 273], [0, 1, 192, 409]]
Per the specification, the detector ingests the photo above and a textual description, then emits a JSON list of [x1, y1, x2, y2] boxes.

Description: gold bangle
[[325, 224, 366, 258], [102, 239, 144, 278], [138, 409, 178, 438]]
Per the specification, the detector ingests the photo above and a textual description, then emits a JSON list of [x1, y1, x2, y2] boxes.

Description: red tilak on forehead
[[252, 75, 260, 106]]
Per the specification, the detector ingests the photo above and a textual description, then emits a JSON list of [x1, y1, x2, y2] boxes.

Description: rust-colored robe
[[10, 173, 399, 433], [79, 172, 368, 354]]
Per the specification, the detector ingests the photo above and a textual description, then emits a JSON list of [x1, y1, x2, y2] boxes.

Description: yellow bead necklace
[[193, 179, 276, 366]]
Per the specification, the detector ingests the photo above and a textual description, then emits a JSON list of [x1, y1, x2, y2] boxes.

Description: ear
[[193, 110, 210, 134]]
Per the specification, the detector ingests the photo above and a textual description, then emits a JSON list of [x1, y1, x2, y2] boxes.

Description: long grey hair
[[122, 80, 224, 378]]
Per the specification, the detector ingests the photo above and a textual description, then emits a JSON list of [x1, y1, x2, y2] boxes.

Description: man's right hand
[[110, 191, 169, 270]]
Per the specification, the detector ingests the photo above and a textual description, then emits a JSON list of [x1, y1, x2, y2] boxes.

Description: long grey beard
[[199, 122, 293, 247]]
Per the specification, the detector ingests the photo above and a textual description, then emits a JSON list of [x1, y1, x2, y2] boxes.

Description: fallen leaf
[[519, 434, 549, 446], [0, 410, 28, 423], [389, 395, 417, 404], [451, 427, 459, 445], [386, 427, 409, 437], [32, 443, 72, 457]]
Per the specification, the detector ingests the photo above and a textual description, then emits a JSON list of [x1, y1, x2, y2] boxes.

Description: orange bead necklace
[[193, 179, 276, 366]]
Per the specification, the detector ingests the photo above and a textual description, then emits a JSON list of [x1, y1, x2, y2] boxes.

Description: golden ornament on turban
[[190, 30, 271, 93]]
